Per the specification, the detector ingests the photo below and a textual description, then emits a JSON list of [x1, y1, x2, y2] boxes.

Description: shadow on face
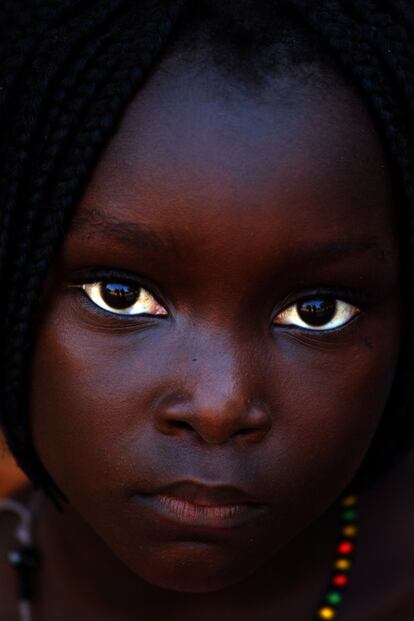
[[31, 55, 401, 592]]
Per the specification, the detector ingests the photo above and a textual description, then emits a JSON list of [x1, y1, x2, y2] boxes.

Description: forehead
[[70, 59, 396, 267]]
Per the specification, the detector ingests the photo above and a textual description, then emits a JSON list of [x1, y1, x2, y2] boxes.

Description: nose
[[154, 337, 272, 444]]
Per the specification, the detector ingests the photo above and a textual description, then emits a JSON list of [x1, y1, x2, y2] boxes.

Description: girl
[[0, 1, 413, 619]]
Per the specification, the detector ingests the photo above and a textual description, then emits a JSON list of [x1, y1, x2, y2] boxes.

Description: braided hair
[[0, 0, 413, 509]]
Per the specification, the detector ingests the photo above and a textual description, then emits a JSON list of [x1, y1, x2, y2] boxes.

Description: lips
[[131, 481, 267, 530]]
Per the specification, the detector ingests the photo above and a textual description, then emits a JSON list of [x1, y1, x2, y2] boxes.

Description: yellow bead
[[341, 495, 357, 508], [335, 558, 351, 570], [318, 607, 336, 619], [342, 525, 358, 537]]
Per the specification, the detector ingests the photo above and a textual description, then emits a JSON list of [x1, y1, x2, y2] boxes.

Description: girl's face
[[31, 62, 401, 592]]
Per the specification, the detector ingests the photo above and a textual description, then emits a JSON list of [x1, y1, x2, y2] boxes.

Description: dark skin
[[0, 58, 410, 620]]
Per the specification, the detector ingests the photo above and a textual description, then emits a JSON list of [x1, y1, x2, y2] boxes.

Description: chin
[[122, 541, 261, 593], [136, 565, 251, 594]]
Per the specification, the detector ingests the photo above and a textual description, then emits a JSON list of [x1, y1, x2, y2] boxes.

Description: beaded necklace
[[0, 492, 358, 621], [313, 494, 358, 620]]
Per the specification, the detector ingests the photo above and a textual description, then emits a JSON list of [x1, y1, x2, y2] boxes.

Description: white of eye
[[81, 281, 168, 316], [274, 298, 359, 331]]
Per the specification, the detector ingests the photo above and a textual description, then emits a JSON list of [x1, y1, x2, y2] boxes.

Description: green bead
[[341, 509, 357, 521], [325, 592, 343, 606]]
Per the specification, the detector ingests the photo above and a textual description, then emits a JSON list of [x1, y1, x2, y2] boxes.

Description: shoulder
[[345, 452, 414, 621]]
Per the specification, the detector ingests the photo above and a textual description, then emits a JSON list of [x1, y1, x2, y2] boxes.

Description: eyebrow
[[287, 237, 386, 268], [70, 208, 175, 252]]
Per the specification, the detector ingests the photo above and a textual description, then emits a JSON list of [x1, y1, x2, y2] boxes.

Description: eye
[[274, 297, 360, 331], [81, 281, 168, 316]]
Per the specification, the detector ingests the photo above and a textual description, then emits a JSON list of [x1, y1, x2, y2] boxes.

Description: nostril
[[231, 427, 270, 443], [238, 428, 254, 435], [170, 420, 194, 432]]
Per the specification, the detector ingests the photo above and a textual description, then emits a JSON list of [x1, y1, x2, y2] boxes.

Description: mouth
[[131, 481, 268, 530]]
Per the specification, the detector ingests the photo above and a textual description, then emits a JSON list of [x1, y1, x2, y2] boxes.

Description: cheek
[[31, 319, 158, 495], [274, 317, 400, 497]]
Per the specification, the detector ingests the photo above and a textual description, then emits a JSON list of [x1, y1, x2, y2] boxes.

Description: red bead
[[337, 541, 353, 555], [332, 574, 348, 587]]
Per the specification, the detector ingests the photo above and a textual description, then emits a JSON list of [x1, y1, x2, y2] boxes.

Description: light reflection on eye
[[274, 298, 360, 331], [81, 281, 168, 316]]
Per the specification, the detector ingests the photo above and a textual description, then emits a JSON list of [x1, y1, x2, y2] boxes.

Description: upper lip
[[142, 481, 261, 507]]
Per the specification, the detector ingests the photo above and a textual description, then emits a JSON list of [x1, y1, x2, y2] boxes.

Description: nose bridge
[[155, 325, 272, 444], [194, 329, 248, 409]]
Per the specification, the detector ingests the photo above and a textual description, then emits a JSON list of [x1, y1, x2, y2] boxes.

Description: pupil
[[297, 298, 336, 326], [100, 282, 139, 310]]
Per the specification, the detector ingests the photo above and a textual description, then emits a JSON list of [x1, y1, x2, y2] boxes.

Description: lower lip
[[135, 494, 265, 529]]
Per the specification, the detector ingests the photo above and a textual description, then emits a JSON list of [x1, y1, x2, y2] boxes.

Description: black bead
[[8, 545, 40, 570], [8, 545, 40, 601]]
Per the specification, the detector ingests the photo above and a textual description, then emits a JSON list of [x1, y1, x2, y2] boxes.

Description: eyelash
[[272, 288, 363, 334], [69, 268, 167, 321], [69, 269, 366, 332]]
